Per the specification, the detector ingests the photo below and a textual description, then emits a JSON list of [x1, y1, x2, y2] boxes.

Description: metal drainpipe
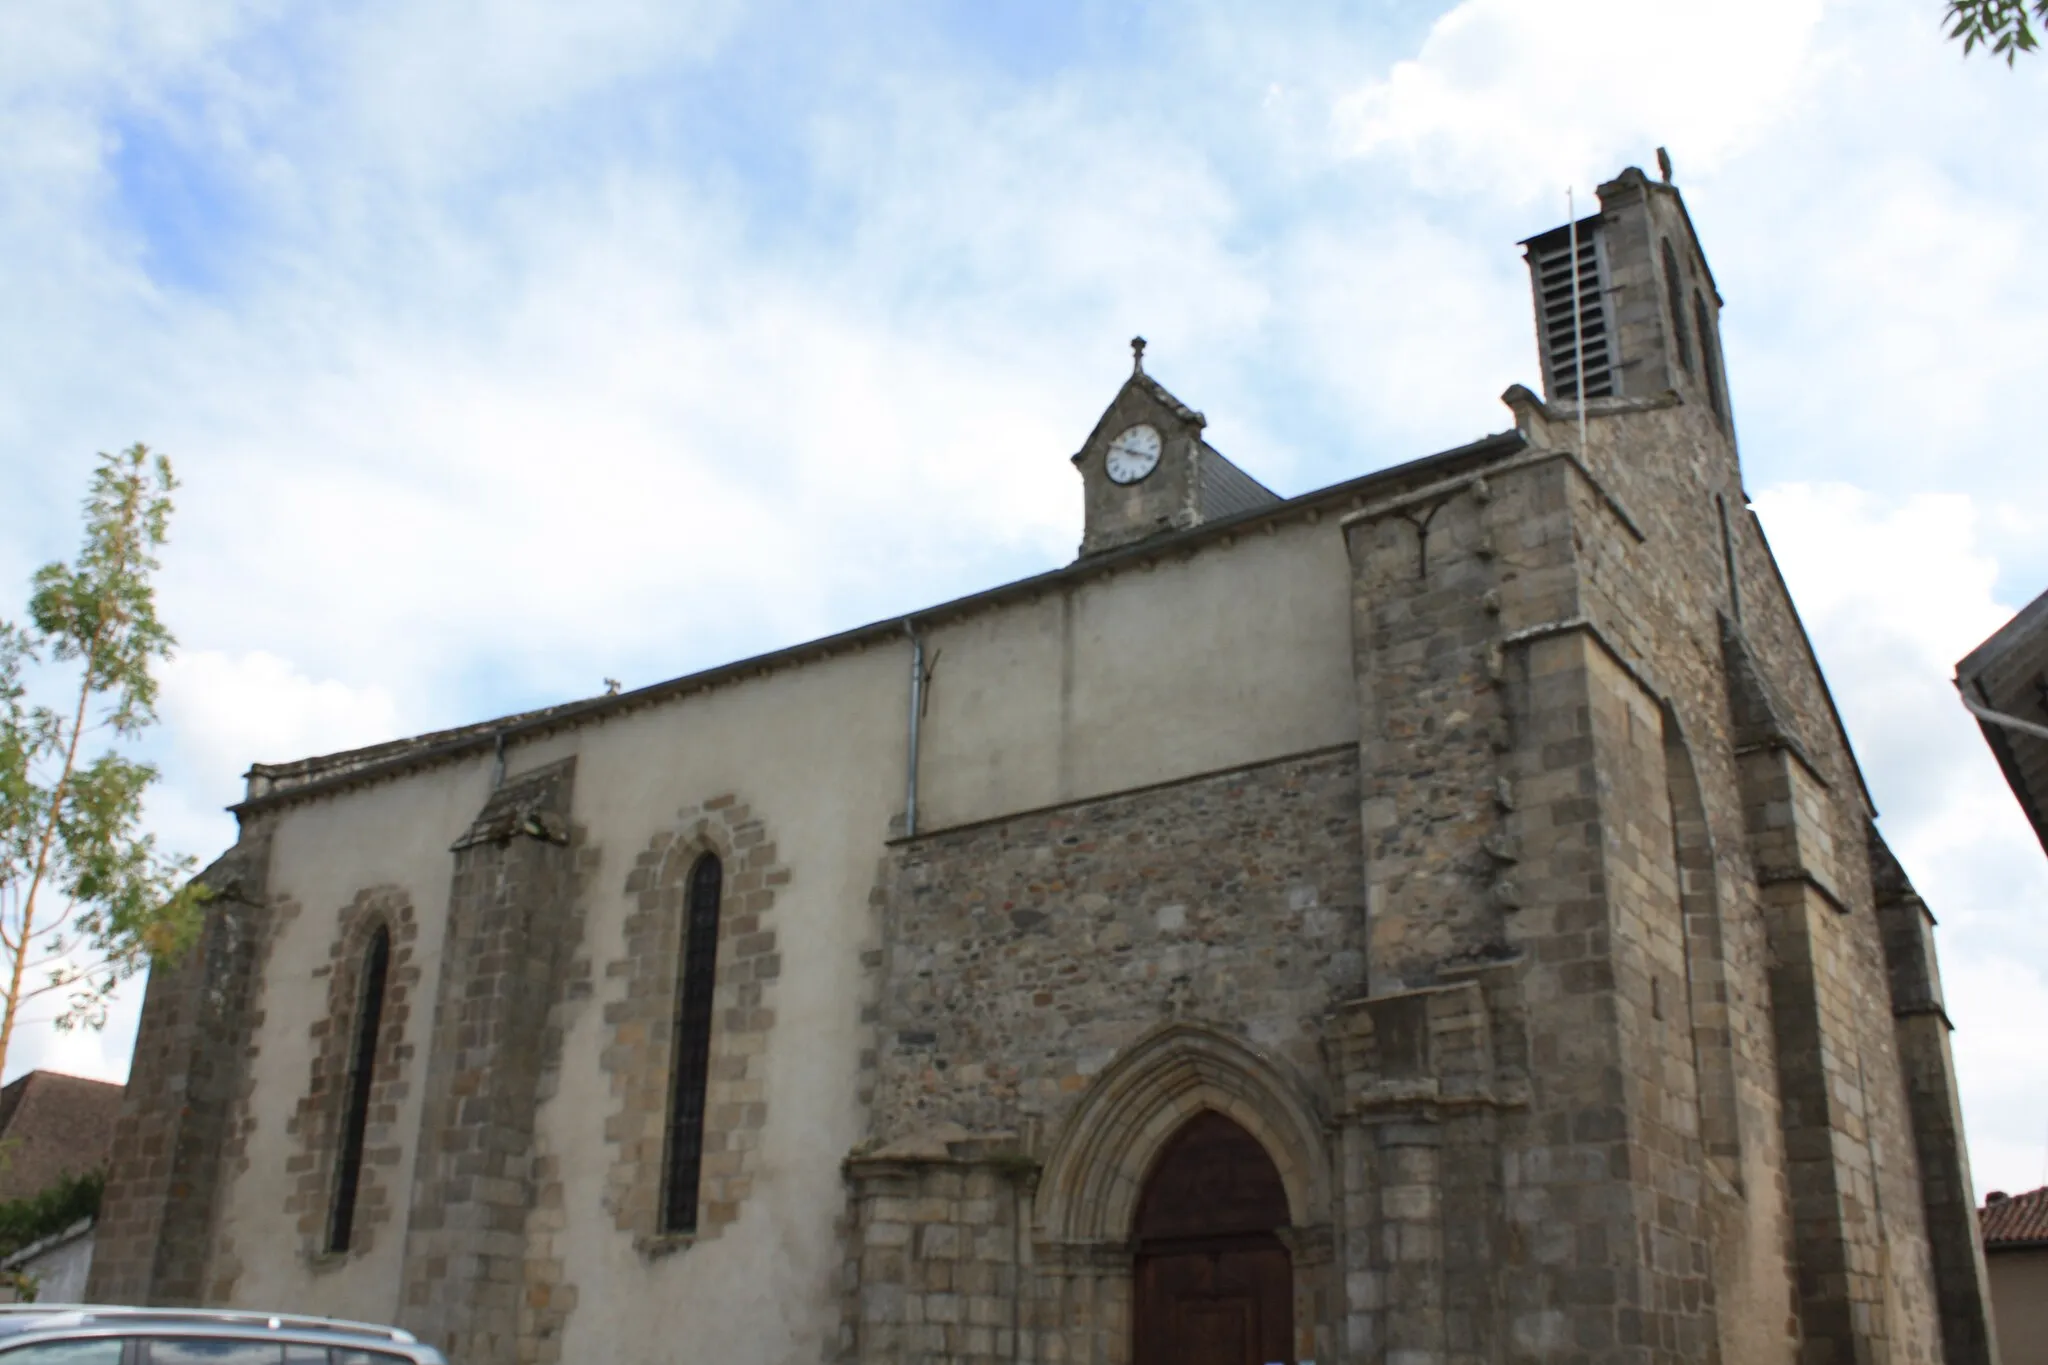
[[1011, 1175, 1025, 1365], [903, 619, 925, 837]]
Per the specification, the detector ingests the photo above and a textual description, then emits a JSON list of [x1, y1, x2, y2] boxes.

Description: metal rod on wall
[[903, 618, 925, 836], [1568, 186, 1589, 458]]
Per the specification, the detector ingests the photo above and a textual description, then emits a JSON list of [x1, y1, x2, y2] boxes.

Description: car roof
[[0, 1307, 441, 1361]]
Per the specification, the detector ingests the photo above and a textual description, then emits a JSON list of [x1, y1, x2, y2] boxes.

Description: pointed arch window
[[662, 852, 723, 1234], [329, 923, 390, 1253], [1662, 239, 1694, 374], [1694, 290, 1727, 429]]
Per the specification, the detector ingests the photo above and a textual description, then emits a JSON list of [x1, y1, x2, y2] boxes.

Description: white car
[[0, 1307, 446, 1365]]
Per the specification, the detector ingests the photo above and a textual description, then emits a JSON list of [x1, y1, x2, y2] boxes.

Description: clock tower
[[1072, 338, 1278, 558]]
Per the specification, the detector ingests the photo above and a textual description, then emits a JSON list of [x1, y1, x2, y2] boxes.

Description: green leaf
[[0, 444, 203, 1079], [1947, 0, 2043, 61]]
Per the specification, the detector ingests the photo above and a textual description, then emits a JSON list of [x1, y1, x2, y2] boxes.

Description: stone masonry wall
[[853, 747, 1364, 1364], [1344, 448, 1728, 1365], [601, 792, 789, 1252], [1326, 971, 1521, 1365], [1505, 232, 1979, 1363], [201, 888, 304, 1305], [1583, 642, 1722, 1364], [89, 826, 276, 1307], [284, 887, 423, 1266], [871, 746, 1362, 1149], [200, 884, 426, 1303], [395, 759, 586, 1365], [843, 1150, 1039, 1365], [1872, 833, 1998, 1365]]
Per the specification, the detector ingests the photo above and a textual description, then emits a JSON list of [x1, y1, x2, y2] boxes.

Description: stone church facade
[[92, 166, 1996, 1365]]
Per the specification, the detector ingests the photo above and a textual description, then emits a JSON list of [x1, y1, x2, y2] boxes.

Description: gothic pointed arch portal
[[1031, 1023, 1334, 1365], [1133, 1110, 1294, 1365], [1033, 1022, 1331, 1245]]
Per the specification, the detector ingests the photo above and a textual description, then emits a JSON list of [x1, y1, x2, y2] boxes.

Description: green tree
[[1948, 0, 2047, 61], [0, 444, 206, 1081]]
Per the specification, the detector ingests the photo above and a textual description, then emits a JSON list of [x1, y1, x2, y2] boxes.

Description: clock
[[1105, 424, 1162, 484]]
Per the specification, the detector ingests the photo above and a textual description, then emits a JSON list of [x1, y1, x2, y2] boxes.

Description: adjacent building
[[0, 1069, 124, 1304], [1982, 1187, 2048, 1365], [1958, 586, 2048, 858], [0, 1070, 122, 1206], [92, 165, 1998, 1365]]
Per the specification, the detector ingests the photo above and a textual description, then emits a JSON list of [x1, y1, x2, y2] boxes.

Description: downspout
[[1011, 1175, 1025, 1365], [903, 619, 924, 837]]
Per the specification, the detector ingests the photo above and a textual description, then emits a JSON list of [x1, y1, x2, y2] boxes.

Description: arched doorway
[[1132, 1110, 1294, 1365]]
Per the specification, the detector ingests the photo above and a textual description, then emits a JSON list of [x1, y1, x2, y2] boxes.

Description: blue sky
[[3, 0, 2046, 1197]]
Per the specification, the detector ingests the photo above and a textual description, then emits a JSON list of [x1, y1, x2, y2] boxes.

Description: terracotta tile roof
[[1981, 1186, 2048, 1248], [0, 1070, 123, 1204]]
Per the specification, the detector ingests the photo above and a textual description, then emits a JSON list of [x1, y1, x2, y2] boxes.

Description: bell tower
[[1073, 338, 1278, 558], [1520, 158, 1734, 433]]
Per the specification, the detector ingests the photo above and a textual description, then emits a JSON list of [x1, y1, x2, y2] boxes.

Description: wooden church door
[[1132, 1111, 1294, 1365]]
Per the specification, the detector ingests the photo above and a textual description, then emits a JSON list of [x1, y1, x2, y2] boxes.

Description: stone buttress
[[397, 759, 586, 1365], [89, 828, 278, 1306]]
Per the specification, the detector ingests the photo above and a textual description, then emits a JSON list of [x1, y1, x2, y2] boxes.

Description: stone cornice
[[1339, 439, 1644, 546], [890, 742, 1355, 848]]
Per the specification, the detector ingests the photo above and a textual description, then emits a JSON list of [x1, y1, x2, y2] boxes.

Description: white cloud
[[4, 27, 1304, 714], [316, 0, 747, 182], [4, 0, 2047, 1204], [0, 651, 398, 1086], [1274, 216, 1529, 454], [1754, 483, 2048, 1199], [158, 647, 401, 791], [1332, 0, 1831, 201], [3, 987, 144, 1087]]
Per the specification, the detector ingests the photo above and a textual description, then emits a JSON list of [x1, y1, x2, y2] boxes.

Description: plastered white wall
[[213, 753, 494, 1318], [204, 516, 1355, 1361], [917, 515, 1357, 830]]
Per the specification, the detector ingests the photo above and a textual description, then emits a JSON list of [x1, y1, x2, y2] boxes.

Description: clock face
[[1106, 424, 1163, 484]]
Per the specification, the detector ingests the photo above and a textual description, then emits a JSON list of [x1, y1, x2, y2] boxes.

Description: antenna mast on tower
[[1567, 187, 1589, 458]]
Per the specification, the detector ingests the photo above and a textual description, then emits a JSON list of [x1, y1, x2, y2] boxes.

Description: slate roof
[[1956, 585, 2048, 858], [0, 1070, 123, 1204], [1981, 1185, 2048, 1249], [1195, 440, 1281, 520]]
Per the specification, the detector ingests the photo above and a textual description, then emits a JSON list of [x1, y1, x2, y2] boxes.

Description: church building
[[92, 165, 1998, 1365]]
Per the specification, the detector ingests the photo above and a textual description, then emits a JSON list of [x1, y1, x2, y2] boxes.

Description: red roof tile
[[1982, 1186, 2048, 1248]]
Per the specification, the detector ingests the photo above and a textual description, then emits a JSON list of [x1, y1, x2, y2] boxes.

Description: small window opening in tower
[[662, 851, 724, 1234], [1693, 290, 1726, 429], [329, 923, 391, 1254], [1662, 240, 1693, 374], [1534, 226, 1614, 401], [1717, 493, 1742, 622]]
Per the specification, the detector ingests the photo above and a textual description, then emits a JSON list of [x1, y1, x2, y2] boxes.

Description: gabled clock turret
[[1073, 338, 1279, 558]]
